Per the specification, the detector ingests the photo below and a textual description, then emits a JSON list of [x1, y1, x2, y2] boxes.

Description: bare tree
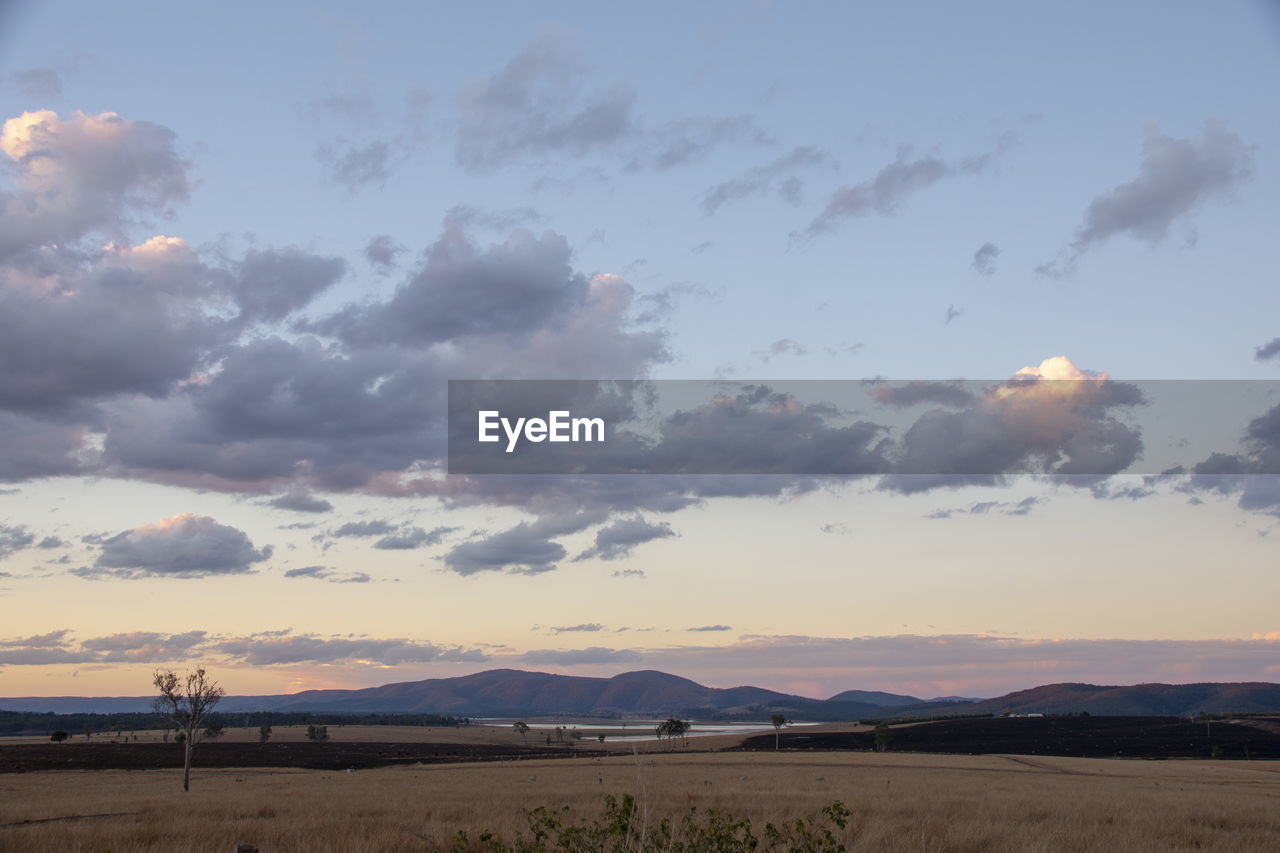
[[513, 720, 530, 747], [153, 667, 225, 792]]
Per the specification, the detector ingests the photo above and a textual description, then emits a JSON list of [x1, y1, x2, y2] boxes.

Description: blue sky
[[1, 1, 1279, 700]]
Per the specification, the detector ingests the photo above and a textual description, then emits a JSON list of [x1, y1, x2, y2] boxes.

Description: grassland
[[2, 749, 1277, 852]]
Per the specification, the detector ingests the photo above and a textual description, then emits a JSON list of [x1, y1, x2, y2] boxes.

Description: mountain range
[[3, 669, 1278, 719]]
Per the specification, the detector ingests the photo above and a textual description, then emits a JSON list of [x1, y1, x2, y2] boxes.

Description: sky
[[1, 1, 1280, 703]]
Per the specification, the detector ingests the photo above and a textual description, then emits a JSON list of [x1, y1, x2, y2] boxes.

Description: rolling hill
[[3, 670, 1279, 719]]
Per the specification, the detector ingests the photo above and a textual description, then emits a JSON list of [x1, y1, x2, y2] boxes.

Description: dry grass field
[[1, 749, 1277, 852]]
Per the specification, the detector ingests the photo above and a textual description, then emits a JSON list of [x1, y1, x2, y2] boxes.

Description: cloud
[[1255, 338, 1280, 361], [552, 623, 605, 633], [1186, 399, 1280, 512], [944, 305, 962, 325], [11, 68, 63, 99], [333, 519, 397, 538], [373, 525, 457, 550], [0, 110, 190, 260], [637, 115, 769, 171], [363, 234, 404, 271], [443, 524, 569, 576], [78, 630, 207, 662], [269, 491, 334, 514], [518, 646, 642, 665], [754, 339, 808, 362], [879, 358, 1144, 493], [688, 624, 732, 632], [870, 381, 975, 409], [455, 29, 636, 172], [800, 142, 1005, 240], [1039, 121, 1253, 276], [0, 523, 35, 559], [227, 247, 346, 324], [214, 633, 479, 666], [283, 565, 371, 583], [316, 139, 392, 193], [971, 242, 999, 276], [574, 516, 675, 561], [91, 513, 272, 578], [701, 146, 828, 214]]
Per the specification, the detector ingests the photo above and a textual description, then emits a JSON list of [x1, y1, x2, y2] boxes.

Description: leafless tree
[[153, 667, 225, 792]]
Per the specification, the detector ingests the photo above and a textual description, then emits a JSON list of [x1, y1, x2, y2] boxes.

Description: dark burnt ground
[[737, 716, 1280, 759], [0, 741, 597, 773]]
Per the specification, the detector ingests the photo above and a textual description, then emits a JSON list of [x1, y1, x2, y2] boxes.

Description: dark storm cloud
[[1039, 121, 1253, 276], [91, 513, 272, 578], [700, 146, 829, 214], [455, 29, 637, 172], [268, 491, 334, 514], [800, 142, 1004, 239], [972, 242, 999, 276], [574, 516, 675, 562]]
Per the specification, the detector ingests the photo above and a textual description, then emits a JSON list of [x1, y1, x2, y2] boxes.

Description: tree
[[202, 721, 223, 739], [50, 730, 68, 743], [153, 667, 226, 793], [306, 724, 329, 741], [656, 718, 690, 750], [771, 713, 787, 750], [259, 722, 272, 744], [874, 722, 894, 752], [513, 721, 530, 747]]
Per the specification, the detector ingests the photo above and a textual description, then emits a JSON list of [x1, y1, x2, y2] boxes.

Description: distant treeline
[[0, 709, 471, 736]]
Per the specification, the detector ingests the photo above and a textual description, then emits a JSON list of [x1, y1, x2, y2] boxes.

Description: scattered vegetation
[[439, 794, 852, 852]]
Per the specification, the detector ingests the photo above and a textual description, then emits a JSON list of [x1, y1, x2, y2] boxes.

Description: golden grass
[[1, 751, 1277, 852]]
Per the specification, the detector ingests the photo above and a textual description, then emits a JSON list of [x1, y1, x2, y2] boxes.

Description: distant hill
[[3, 671, 1279, 720], [951, 682, 1280, 717], [826, 689, 922, 707]]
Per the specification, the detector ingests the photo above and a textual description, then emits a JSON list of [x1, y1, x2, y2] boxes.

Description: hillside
[[3, 671, 1279, 719]]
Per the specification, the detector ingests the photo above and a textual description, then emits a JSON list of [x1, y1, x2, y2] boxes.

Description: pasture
[[2, 749, 1278, 851]]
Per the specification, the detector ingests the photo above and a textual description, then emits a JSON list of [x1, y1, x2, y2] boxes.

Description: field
[[2, 748, 1278, 851]]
